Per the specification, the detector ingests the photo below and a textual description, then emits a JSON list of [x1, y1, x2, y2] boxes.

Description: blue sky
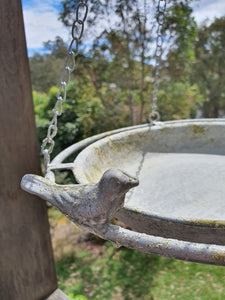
[[21, 0, 225, 57], [22, 0, 70, 56]]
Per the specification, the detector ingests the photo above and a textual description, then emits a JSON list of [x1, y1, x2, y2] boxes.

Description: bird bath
[[73, 119, 225, 245], [21, 119, 225, 265]]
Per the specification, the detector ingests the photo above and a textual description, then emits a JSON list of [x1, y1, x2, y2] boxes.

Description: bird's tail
[[21, 174, 54, 202]]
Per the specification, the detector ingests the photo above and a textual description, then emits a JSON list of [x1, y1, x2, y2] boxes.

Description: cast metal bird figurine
[[21, 168, 139, 234], [20, 168, 225, 265]]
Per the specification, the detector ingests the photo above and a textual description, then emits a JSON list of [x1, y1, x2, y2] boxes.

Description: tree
[[29, 37, 69, 92], [59, 0, 154, 124], [157, 81, 204, 121], [193, 17, 225, 117], [31, 0, 204, 150], [164, 0, 198, 81]]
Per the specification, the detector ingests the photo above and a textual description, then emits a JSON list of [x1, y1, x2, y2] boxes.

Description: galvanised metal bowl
[[48, 119, 225, 265]]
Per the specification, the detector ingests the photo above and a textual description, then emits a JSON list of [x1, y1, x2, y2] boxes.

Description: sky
[[21, 0, 225, 57]]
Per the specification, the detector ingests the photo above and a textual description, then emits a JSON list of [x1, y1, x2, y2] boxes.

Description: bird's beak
[[127, 177, 139, 188]]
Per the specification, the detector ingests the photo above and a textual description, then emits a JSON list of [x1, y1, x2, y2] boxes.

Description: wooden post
[[0, 0, 58, 299]]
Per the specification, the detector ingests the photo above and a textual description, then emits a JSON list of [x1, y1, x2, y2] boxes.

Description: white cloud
[[22, 0, 225, 54], [22, 0, 70, 49], [191, 0, 225, 24]]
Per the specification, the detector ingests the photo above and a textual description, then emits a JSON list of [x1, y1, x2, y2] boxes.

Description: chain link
[[149, 0, 166, 124], [41, 0, 88, 174]]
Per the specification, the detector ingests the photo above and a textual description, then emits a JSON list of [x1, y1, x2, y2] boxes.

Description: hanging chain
[[41, 0, 88, 174], [149, 0, 166, 124]]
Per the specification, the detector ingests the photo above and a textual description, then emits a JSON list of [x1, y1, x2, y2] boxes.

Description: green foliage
[[48, 206, 64, 220], [32, 79, 130, 159], [32, 0, 225, 161], [193, 17, 225, 117], [32, 91, 49, 153], [30, 1, 206, 138], [29, 37, 69, 92], [56, 242, 225, 300], [31, 3, 225, 300], [157, 81, 204, 120], [59, 0, 155, 124], [165, 1, 198, 81], [67, 294, 87, 300], [33, 90, 49, 118]]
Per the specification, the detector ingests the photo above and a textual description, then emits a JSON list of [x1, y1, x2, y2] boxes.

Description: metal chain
[[149, 0, 166, 124], [41, 0, 88, 174]]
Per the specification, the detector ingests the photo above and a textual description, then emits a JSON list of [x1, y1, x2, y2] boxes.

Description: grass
[[55, 242, 225, 300], [48, 206, 225, 299]]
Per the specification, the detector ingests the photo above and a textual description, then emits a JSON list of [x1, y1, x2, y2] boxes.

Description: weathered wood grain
[[0, 0, 57, 299]]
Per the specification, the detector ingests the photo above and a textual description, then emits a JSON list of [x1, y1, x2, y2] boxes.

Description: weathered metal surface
[[21, 164, 225, 266], [73, 119, 225, 246], [21, 169, 139, 234], [21, 119, 225, 265]]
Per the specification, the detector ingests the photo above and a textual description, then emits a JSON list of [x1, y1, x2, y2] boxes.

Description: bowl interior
[[73, 120, 225, 223]]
